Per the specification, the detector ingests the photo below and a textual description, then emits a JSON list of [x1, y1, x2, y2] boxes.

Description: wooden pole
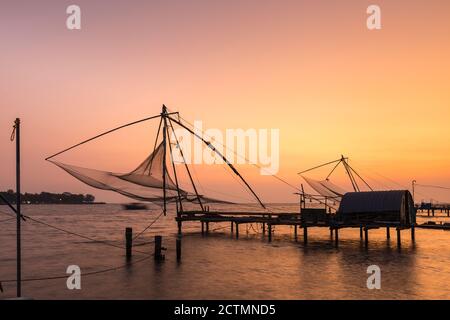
[[230, 221, 234, 234], [125, 227, 132, 260], [235, 223, 239, 239], [206, 221, 209, 234], [262, 222, 266, 234], [176, 235, 181, 261], [15, 118, 22, 298], [201, 221, 204, 235], [364, 227, 369, 247], [397, 228, 401, 247], [154, 235, 164, 260], [303, 226, 308, 245], [386, 227, 390, 239], [335, 228, 339, 246], [268, 224, 272, 242], [294, 225, 298, 241], [411, 224, 415, 241], [360, 226, 363, 239], [162, 106, 167, 215]]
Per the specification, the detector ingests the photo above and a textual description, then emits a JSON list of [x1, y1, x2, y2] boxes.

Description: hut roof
[[338, 190, 410, 214]]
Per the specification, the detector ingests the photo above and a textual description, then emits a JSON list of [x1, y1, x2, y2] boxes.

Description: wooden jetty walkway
[[416, 203, 450, 217], [175, 209, 416, 247]]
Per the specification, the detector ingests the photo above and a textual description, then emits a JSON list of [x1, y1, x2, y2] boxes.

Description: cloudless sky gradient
[[1, 0, 450, 203]]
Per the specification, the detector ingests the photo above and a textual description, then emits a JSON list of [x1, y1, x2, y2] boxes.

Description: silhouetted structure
[[336, 190, 416, 226]]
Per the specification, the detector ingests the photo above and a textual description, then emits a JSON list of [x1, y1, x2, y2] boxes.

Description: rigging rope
[[19, 213, 150, 255], [10, 123, 16, 141], [167, 109, 300, 192], [0, 254, 152, 285], [415, 184, 450, 191], [132, 210, 165, 241], [45, 114, 161, 161]]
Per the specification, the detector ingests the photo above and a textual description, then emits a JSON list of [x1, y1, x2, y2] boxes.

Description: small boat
[[122, 203, 148, 210]]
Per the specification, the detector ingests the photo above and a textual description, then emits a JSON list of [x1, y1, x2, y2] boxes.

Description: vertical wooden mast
[[162, 105, 168, 215], [14, 118, 22, 297]]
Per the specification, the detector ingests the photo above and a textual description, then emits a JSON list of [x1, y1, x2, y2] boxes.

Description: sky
[[1, 0, 450, 203]]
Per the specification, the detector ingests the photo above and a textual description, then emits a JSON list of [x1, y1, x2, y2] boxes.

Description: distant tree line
[[0, 190, 96, 204]]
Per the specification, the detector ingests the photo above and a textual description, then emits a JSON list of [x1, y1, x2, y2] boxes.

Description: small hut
[[336, 190, 416, 226]]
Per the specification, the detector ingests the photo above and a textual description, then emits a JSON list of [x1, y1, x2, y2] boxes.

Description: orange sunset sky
[[1, 0, 450, 203]]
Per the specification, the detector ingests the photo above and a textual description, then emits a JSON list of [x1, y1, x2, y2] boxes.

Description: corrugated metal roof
[[338, 190, 409, 214]]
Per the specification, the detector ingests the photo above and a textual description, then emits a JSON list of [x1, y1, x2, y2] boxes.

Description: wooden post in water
[[330, 227, 333, 238], [364, 227, 369, 247], [411, 224, 415, 241], [360, 226, 363, 239], [303, 226, 308, 245], [177, 221, 182, 236], [235, 223, 239, 239], [335, 228, 339, 247], [201, 221, 204, 235], [396, 228, 401, 247], [230, 221, 234, 234], [154, 235, 165, 261], [268, 224, 272, 242], [262, 223, 266, 235], [294, 225, 298, 241], [176, 235, 181, 262], [125, 227, 132, 260], [206, 222, 209, 234], [386, 227, 390, 240]]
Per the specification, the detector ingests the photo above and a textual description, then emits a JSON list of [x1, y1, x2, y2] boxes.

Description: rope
[[45, 114, 162, 161], [0, 254, 152, 284], [167, 109, 300, 192], [10, 123, 16, 141], [21, 214, 150, 255], [416, 184, 450, 191], [132, 210, 164, 241]]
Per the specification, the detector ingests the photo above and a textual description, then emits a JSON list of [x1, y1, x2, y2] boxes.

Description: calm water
[[1, 204, 450, 299]]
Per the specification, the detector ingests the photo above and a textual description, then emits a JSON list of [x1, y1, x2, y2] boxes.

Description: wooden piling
[[235, 223, 239, 239], [364, 227, 369, 247], [268, 224, 272, 242], [359, 226, 363, 239], [231, 221, 234, 234], [397, 228, 401, 247], [386, 227, 390, 239], [303, 226, 308, 245], [206, 222, 209, 234], [335, 228, 339, 246], [176, 235, 181, 261], [262, 223, 266, 234], [411, 225, 415, 241], [201, 221, 204, 235], [177, 221, 182, 235], [125, 227, 132, 260], [154, 235, 165, 261], [294, 225, 298, 241]]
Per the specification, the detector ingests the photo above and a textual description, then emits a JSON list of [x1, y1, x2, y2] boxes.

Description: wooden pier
[[416, 203, 450, 217], [175, 210, 415, 247]]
